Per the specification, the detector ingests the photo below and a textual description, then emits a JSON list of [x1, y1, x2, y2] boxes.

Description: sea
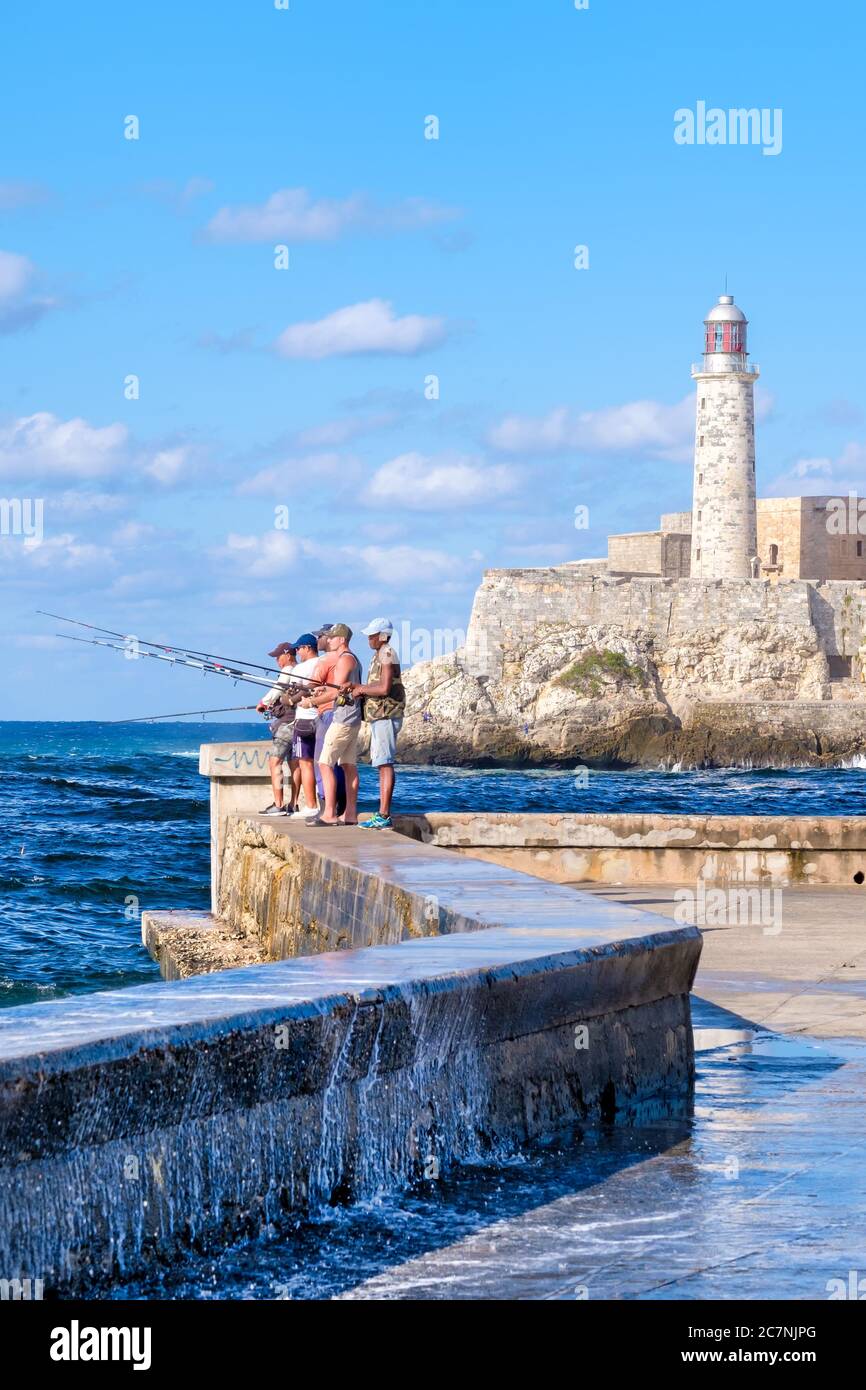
[[1, 719, 865, 1010]]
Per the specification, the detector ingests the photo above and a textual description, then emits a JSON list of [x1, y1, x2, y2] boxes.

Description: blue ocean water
[[1, 719, 865, 1009]]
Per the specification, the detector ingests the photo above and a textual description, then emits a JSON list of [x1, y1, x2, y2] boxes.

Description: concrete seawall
[[195, 743, 866, 906], [394, 811, 866, 887], [0, 749, 706, 1292], [0, 909, 699, 1290]]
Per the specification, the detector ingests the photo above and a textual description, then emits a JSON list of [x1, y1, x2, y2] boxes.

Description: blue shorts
[[291, 727, 316, 760], [368, 718, 402, 767]]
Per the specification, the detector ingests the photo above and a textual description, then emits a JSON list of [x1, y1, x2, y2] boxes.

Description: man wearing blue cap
[[350, 618, 405, 830], [283, 634, 322, 819]]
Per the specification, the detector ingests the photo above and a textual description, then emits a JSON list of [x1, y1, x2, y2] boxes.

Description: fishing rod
[[56, 632, 277, 689], [39, 610, 284, 676], [111, 705, 262, 724], [55, 632, 345, 692]]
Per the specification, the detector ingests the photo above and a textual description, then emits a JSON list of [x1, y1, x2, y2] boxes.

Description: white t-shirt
[[288, 657, 321, 718]]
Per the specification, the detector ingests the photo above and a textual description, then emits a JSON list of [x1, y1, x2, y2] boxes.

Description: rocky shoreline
[[396, 708, 866, 770], [397, 647, 866, 771]]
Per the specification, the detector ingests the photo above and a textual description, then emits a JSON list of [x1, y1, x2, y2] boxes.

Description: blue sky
[[2, 0, 865, 718]]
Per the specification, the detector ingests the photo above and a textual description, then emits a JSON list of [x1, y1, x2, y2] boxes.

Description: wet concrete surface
[[97, 997, 866, 1300], [578, 884, 866, 1040]]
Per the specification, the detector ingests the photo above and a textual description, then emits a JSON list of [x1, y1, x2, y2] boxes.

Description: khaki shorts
[[319, 719, 361, 767]]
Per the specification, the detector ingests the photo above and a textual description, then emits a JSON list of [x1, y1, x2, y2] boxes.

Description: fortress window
[[769, 544, 779, 566], [701, 397, 706, 408], [858, 541, 863, 557], [696, 548, 701, 560], [699, 435, 704, 446], [699, 472, 703, 484]]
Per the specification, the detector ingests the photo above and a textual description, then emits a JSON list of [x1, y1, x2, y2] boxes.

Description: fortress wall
[[607, 532, 664, 576], [810, 583, 866, 657], [467, 570, 823, 678]]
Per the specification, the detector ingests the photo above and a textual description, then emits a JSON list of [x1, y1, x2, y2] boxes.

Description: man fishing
[[350, 618, 405, 830], [316, 624, 362, 825], [284, 634, 323, 820], [256, 642, 298, 815], [311, 624, 347, 819]]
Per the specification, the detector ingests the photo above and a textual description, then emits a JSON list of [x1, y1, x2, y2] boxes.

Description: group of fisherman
[[257, 618, 406, 829]]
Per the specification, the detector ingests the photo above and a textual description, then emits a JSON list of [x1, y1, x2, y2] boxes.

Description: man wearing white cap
[[350, 618, 406, 830]]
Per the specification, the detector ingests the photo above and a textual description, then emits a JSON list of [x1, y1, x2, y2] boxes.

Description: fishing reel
[[334, 691, 356, 708]]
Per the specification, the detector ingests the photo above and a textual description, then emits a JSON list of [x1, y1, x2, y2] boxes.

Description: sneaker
[[361, 813, 392, 830], [289, 807, 317, 819], [260, 803, 286, 816]]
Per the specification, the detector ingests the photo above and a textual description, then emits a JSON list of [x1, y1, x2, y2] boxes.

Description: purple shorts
[[291, 728, 316, 760]]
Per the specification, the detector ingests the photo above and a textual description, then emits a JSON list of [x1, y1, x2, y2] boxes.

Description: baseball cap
[[329, 623, 353, 640], [361, 617, 394, 636], [291, 632, 319, 650], [314, 624, 334, 638], [268, 642, 296, 658]]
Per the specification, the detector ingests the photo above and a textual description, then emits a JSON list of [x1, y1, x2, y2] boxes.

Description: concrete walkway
[[579, 883, 866, 1039]]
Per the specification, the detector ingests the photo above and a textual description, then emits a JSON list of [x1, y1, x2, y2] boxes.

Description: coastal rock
[[397, 572, 866, 768]]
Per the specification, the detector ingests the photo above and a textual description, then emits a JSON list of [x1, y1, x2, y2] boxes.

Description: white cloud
[[363, 451, 519, 509], [357, 543, 466, 585], [296, 411, 398, 446], [0, 414, 202, 488], [144, 446, 192, 485], [49, 491, 125, 518], [0, 249, 59, 333], [0, 250, 34, 300], [0, 530, 114, 571], [488, 396, 695, 461], [766, 441, 866, 498], [215, 528, 466, 590], [274, 299, 448, 360], [111, 521, 158, 545], [238, 451, 359, 496], [203, 188, 457, 243], [0, 413, 129, 480], [216, 531, 306, 579]]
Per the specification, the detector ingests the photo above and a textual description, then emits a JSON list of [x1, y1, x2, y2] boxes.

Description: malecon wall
[[464, 569, 866, 682], [394, 811, 866, 888], [0, 812, 701, 1292]]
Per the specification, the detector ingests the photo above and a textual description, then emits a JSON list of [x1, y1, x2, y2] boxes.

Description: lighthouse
[[690, 293, 759, 579]]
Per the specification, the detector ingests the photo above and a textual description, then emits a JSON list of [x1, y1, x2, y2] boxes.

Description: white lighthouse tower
[[690, 293, 759, 579]]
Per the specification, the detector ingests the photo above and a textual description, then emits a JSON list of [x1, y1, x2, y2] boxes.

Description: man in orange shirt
[[311, 625, 346, 816]]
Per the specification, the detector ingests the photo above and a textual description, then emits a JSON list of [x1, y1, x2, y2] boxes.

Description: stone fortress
[[400, 293, 866, 768]]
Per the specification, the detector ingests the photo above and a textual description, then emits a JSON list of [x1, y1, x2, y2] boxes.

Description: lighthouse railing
[[691, 358, 759, 376]]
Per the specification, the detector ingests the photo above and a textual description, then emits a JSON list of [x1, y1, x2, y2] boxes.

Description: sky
[[2, 0, 865, 719]]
